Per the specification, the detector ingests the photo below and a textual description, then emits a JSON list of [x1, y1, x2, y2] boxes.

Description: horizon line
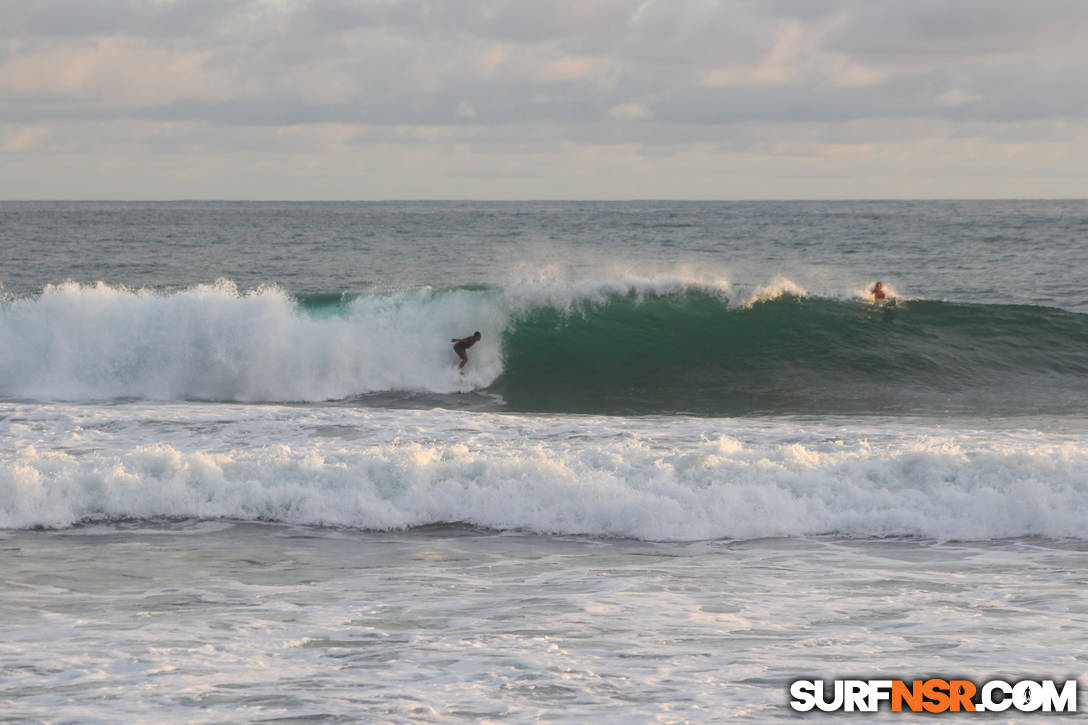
[[3, 197, 1087, 203]]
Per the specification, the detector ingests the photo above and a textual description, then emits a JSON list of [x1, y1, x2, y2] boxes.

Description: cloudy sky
[[2, 0, 1087, 199]]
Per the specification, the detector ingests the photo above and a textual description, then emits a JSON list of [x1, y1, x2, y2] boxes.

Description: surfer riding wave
[[452, 331, 482, 370]]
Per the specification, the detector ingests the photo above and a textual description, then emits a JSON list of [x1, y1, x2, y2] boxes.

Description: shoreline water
[[4, 522, 1086, 723]]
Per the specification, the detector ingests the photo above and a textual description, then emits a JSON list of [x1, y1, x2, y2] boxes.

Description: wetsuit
[[453, 336, 477, 361]]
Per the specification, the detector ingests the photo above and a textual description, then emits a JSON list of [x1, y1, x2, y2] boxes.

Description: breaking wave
[[3, 412, 1087, 540], [2, 279, 1086, 415]]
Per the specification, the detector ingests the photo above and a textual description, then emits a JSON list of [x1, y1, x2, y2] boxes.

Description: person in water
[[452, 331, 481, 370], [871, 281, 886, 300]]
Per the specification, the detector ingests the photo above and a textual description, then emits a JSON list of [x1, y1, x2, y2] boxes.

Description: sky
[[2, 0, 1087, 200]]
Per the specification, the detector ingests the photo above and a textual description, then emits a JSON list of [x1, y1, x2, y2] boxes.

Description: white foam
[[0, 276, 730, 402], [738, 276, 808, 307], [2, 404, 1086, 541], [0, 281, 506, 400], [502, 262, 731, 311]]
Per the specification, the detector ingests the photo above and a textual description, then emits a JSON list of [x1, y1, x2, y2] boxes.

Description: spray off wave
[[0, 280, 506, 401], [2, 279, 1087, 415]]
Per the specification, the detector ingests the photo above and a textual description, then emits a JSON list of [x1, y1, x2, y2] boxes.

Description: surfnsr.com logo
[[789, 679, 1077, 713]]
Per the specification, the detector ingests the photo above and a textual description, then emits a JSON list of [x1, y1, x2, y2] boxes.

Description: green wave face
[[8, 282, 1082, 414], [494, 293, 1088, 416]]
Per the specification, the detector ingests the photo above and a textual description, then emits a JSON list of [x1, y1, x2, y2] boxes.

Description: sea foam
[[2, 404, 1086, 541], [0, 281, 505, 400]]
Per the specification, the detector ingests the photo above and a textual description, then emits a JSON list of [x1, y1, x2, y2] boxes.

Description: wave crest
[[3, 280, 1087, 415]]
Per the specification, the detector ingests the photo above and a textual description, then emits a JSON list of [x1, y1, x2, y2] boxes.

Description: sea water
[[2, 201, 1087, 722]]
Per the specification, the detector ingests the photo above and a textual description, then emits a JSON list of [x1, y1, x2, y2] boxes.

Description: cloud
[[455, 100, 477, 119], [5, 0, 1088, 127], [4, 0, 253, 40], [938, 89, 981, 108], [607, 102, 653, 121], [821, 1, 1088, 63], [1, 124, 47, 152], [1, 0, 1087, 197]]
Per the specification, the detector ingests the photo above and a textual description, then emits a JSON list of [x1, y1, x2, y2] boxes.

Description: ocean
[[2, 200, 1087, 722]]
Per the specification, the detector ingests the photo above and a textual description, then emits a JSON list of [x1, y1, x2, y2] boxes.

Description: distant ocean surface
[[2, 201, 1087, 722]]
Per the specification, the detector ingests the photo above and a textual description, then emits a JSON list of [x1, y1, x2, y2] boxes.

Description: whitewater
[[2, 200, 1087, 722], [4, 402, 1088, 540]]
